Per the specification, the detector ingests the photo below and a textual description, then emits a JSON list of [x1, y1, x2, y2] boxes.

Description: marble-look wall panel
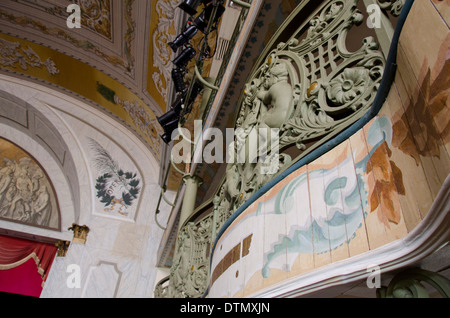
[[0, 95, 28, 127], [0, 75, 170, 298]]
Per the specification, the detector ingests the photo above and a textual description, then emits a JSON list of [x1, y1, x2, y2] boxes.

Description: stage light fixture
[[168, 1, 224, 53], [178, 0, 202, 16], [157, 109, 180, 144], [183, 80, 204, 114], [178, 0, 213, 16], [157, 96, 186, 144], [173, 45, 196, 68], [189, 81, 203, 103], [171, 67, 187, 94], [160, 117, 180, 144], [157, 108, 179, 127], [194, 3, 225, 33], [168, 22, 198, 52]]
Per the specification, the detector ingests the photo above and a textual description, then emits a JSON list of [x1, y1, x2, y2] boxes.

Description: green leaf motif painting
[[89, 138, 141, 216]]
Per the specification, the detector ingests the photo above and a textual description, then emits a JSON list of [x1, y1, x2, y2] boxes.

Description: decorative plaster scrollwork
[[152, 0, 179, 104], [158, 214, 213, 298], [377, 0, 406, 16], [114, 95, 163, 151], [0, 38, 59, 75], [78, 0, 113, 39], [0, 0, 136, 77], [214, 0, 385, 232], [13, 0, 113, 40], [157, 0, 394, 299]]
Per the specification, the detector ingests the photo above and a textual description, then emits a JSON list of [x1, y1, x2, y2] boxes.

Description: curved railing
[[153, 0, 448, 299]]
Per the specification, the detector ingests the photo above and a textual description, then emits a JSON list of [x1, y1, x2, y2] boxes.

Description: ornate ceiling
[[0, 0, 186, 161], [0, 0, 301, 196]]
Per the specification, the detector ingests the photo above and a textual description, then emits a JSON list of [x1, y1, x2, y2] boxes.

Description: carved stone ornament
[[155, 0, 390, 299], [68, 223, 90, 244], [213, 0, 385, 231], [376, 0, 406, 16], [157, 214, 213, 298], [0, 138, 61, 230]]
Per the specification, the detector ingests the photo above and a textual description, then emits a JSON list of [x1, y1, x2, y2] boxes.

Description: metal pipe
[[195, 65, 219, 91], [231, 0, 251, 8]]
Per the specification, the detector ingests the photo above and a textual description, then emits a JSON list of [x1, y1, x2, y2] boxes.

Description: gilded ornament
[[68, 224, 90, 244], [307, 82, 319, 98]]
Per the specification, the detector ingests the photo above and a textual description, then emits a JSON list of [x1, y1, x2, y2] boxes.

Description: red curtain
[[0, 235, 57, 297]]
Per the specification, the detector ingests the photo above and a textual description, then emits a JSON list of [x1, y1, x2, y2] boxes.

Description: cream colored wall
[[0, 74, 174, 298]]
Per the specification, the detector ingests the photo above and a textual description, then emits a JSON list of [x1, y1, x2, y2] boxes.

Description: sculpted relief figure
[[257, 62, 293, 130], [219, 61, 294, 221], [0, 159, 15, 203], [0, 157, 54, 228]]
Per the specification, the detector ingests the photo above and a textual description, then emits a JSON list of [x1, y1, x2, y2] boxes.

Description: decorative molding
[[55, 240, 70, 257], [151, 0, 179, 104], [377, 0, 406, 16], [0, 0, 136, 77], [114, 95, 164, 153], [11, 0, 113, 40], [0, 38, 59, 75], [82, 261, 122, 298], [213, 0, 385, 233], [68, 223, 90, 244]]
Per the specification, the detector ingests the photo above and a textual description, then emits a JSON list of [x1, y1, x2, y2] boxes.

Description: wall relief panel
[[0, 137, 61, 230]]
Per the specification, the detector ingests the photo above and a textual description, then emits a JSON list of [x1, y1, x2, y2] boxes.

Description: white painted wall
[[0, 74, 174, 298]]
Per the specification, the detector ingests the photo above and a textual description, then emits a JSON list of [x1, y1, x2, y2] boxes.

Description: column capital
[[182, 174, 203, 186]]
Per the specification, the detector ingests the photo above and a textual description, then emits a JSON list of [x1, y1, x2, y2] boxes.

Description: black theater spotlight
[[173, 45, 196, 68], [157, 97, 185, 144], [183, 80, 204, 114], [192, 2, 225, 33], [178, 0, 212, 16], [171, 67, 187, 94], [171, 96, 184, 114], [189, 80, 203, 104], [168, 21, 198, 53], [168, 1, 224, 53], [160, 118, 179, 144]]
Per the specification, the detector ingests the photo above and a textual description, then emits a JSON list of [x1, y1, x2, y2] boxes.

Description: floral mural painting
[[259, 155, 368, 278], [210, 116, 405, 286], [392, 46, 450, 165], [260, 116, 401, 278], [89, 138, 141, 218], [366, 139, 405, 227], [0, 138, 60, 230]]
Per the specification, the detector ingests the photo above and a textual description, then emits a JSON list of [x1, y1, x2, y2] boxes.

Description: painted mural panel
[[0, 138, 60, 230], [209, 116, 407, 298], [206, 0, 450, 298], [88, 137, 142, 221]]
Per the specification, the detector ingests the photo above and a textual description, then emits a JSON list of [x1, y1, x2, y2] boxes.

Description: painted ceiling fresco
[[0, 0, 187, 161]]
